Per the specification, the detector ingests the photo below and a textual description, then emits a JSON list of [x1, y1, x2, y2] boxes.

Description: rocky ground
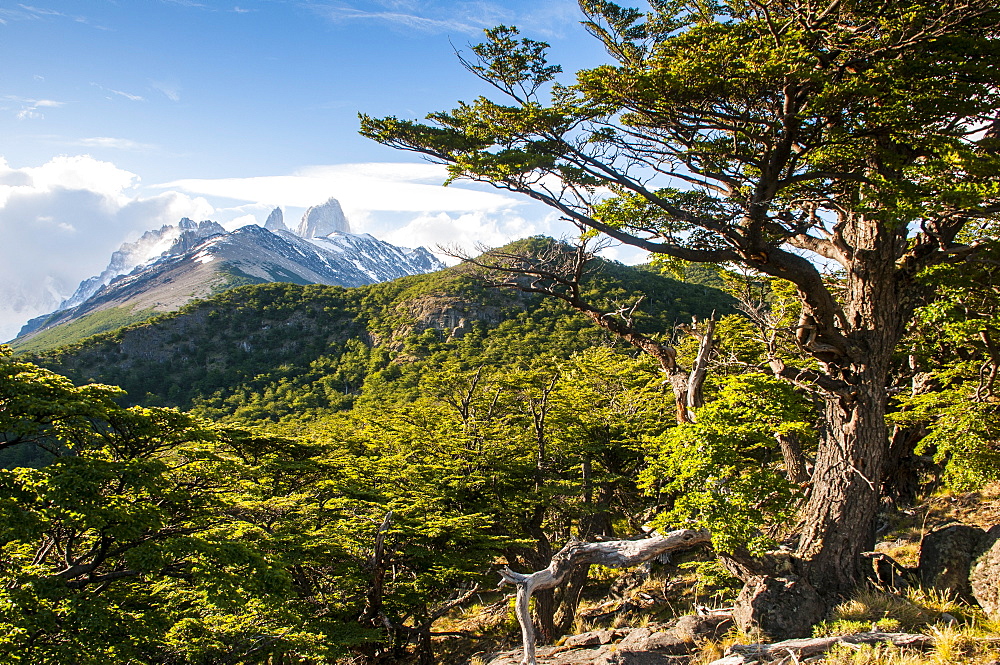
[[479, 614, 731, 664], [436, 484, 1000, 665]]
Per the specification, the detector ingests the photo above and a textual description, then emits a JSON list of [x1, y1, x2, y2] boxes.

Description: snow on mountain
[[14, 202, 445, 343], [58, 218, 225, 311], [194, 223, 438, 288], [300, 231, 440, 283]]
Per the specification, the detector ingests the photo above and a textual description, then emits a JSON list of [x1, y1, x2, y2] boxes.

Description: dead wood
[[709, 631, 933, 664], [498, 528, 711, 665]]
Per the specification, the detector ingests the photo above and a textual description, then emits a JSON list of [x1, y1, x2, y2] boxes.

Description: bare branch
[[500, 529, 711, 665]]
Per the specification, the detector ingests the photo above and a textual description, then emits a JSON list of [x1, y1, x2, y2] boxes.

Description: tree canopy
[[361, 0, 1000, 634]]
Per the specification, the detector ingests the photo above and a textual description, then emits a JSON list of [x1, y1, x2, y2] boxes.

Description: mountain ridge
[[13, 214, 444, 351]]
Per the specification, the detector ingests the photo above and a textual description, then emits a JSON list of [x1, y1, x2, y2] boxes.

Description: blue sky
[[1, 0, 608, 180], [0, 0, 643, 340]]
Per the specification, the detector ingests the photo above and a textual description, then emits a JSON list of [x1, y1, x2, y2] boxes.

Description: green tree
[[361, 0, 1000, 630], [889, 232, 1000, 492], [641, 373, 816, 554], [0, 348, 379, 663]]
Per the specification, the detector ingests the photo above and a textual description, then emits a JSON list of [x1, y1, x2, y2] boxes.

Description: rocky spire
[[264, 207, 285, 231], [296, 197, 350, 238]]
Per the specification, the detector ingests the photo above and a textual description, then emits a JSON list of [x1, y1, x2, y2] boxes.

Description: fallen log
[[498, 528, 711, 665], [708, 631, 933, 664]]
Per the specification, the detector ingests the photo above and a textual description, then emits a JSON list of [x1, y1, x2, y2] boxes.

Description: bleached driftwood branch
[[499, 528, 711, 665], [707, 631, 933, 664]]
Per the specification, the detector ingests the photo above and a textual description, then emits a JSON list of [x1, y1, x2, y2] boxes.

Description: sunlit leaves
[[640, 373, 814, 553], [363, 0, 1000, 264], [464, 26, 562, 101]]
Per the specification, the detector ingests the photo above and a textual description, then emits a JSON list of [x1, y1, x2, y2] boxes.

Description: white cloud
[[0, 155, 213, 342], [150, 80, 181, 102], [0, 154, 137, 206], [5, 96, 65, 120], [378, 208, 570, 262], [367, 207, 645, 265], [308, 0, 582, 37], [514, 0, 584, 39], [155, 161, 641, 263], [160, 0, 209, 8], [73, 136, 158, 152], [0, 153, 646, 342], [91, 83, 145, 102], [0, 5, 104, 28], [223, 213, 260, 230], [313, 5, 481, 33], [157, 162, 521, 217]]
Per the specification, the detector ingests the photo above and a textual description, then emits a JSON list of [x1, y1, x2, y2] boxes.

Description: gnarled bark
[[498, 528, 710, 665], [775, 430, 809, 485]]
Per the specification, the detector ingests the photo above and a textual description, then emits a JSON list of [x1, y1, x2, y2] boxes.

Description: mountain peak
[[297, 197, 350, 238], [14, 220, 445, 349], [264, 207, 285, 231], [54, 219, 224, 313]]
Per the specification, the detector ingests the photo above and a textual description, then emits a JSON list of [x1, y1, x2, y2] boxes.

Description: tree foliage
[[360, 0, 1000, 609]]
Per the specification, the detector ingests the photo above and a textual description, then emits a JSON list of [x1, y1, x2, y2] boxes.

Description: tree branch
[[499, 528, 711, 665]]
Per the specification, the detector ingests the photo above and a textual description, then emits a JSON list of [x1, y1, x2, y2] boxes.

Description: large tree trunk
[[739, 239, 913, 637], [795, 378, 888, 597], [728, 372, 895, 639], [794, 241, 904, 596]]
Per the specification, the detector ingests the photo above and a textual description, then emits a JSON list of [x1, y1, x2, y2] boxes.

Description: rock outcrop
[[166, 220, 227, 255], [919, 523, 1000, 602], [263, 207, 285, 231], [400, 295, 508, 341], [972, 531, 1000, 621]]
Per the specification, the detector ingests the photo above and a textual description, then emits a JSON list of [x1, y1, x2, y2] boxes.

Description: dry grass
[[686, 584, 1000, 665], [690, 621, 1000, 665], [814, 589, 938, 637], [822, 630, 1000, 665], [812, 585, 993, 638], [873, 481, 1000, 571], [876, 538, 923, 569], [689, 627, 766, 665], [806, 586, 1000, 665], [920, 483, 1000, 531], [824, 642, 930, 665]]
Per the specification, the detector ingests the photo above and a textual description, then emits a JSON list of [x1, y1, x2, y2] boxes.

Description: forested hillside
[[0, 248, 749, 663], [24, 253, 733, 419]]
